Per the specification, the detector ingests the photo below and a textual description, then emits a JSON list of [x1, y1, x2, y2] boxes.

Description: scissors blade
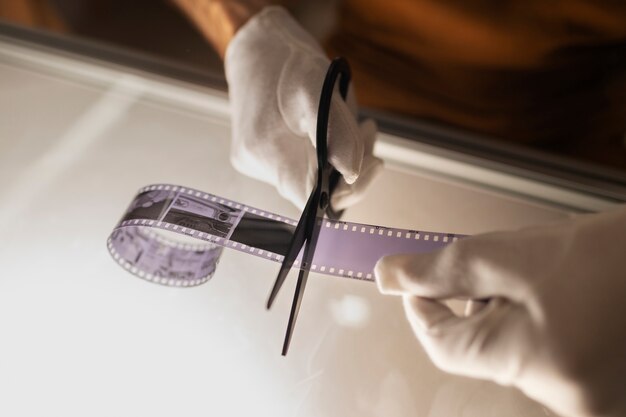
[[280, 197, 324, 355], [266, 190, 316, 309], [281, 268, 310, 355], [268, 57, 351, 355], [280, 206, 322, 355]]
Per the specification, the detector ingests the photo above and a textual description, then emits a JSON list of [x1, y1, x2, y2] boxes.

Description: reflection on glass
[[1, 0, 625, 172]]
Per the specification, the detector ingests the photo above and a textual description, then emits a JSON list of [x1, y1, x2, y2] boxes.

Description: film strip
[[107, 184, 463, 287]]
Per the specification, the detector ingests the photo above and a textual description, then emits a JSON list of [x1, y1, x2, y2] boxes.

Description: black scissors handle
[[315, 57, 351, 209], [266, 57, 352, 355], [319, 58, 350, 220]]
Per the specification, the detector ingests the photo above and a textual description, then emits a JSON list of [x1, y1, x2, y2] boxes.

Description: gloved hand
[[224, 6, 382, 210], [375, 207, 626, 417]]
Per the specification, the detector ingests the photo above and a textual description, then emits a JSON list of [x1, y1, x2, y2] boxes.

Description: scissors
[[266, 57, 351, 355]]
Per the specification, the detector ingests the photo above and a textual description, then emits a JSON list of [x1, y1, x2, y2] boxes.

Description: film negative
[[107, 184, 463, 287]]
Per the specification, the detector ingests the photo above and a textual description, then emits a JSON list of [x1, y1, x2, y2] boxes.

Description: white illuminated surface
[[0, 39, 569, 416]]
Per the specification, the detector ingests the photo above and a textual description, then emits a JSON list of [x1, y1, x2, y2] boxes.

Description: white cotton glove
[[224, 6, 382, 210], [375, 207, 626, 417]]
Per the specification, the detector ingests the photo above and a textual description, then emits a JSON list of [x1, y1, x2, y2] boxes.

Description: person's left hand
[[375, 208, 626, 417]]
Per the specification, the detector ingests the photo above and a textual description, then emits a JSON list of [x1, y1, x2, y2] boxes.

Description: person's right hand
[[375, 207, 626, 417], [224, 6, 382, 210]]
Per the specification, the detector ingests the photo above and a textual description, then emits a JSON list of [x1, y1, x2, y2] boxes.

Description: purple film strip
[[107, 184, 464, 287]]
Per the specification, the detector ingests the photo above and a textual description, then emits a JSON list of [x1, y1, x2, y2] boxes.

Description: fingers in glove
[[277, 55, 364, 185], [230, 122, 318, 209], [345, 84, 358, 117], [360, 118, 378, 156], [331, 154, 383, 210], [403, 295, 528, 384], [327, 94, 364, 184], [330, 118, 383, 210], [374, 236, 531, 302]]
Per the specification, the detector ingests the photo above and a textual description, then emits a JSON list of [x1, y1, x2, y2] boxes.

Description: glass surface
[[0, 33, 569, 416], [1, 0, 625, 180]]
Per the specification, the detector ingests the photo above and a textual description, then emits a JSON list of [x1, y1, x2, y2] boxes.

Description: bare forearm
[[172, 0, 293, 58]]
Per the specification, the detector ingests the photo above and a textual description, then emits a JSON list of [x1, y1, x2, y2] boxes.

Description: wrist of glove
[[224, 6, 382, 210], [375, 207, 626, 417]]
